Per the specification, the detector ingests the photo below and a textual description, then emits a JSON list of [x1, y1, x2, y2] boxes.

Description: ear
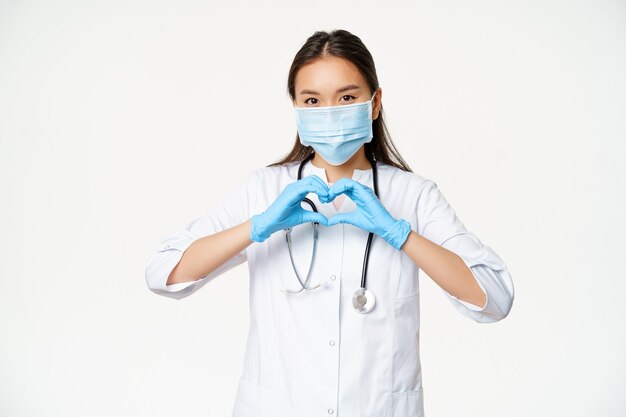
[[372, 87, 382, 120]]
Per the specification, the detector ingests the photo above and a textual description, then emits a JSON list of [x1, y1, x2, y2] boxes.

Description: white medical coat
[[145, 160, 515, 417]]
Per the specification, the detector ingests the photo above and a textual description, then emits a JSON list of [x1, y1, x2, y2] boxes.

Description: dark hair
[[268, 29, 412, 172]]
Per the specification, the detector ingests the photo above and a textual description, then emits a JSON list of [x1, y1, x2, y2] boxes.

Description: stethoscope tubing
[[297, 152, 379, 292]]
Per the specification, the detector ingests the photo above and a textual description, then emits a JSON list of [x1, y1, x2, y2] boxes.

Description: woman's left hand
[[322, 178, 412, 250]]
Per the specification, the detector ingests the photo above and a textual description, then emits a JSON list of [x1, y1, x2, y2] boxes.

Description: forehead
[[295, 56, 367, 94]]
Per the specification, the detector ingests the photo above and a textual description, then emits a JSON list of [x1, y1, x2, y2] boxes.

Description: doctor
[[145, 29, 514, 417]]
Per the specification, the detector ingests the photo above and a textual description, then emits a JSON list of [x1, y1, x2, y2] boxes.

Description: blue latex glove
[[250, 175, 330, 243], [323, 178, 411, 250]]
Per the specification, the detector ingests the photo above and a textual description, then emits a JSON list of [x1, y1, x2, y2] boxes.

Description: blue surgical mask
[[294, 93, 376, 165]]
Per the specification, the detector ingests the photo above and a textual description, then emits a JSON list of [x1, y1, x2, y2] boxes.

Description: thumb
[[301, 211, 329, 226], [327, 212, 354, 227]]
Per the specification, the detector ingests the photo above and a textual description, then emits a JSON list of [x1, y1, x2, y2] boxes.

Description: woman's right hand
[[250, 175, 330, 243]]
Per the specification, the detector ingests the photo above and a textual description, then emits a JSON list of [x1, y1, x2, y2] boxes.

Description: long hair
[[268, 29, 412, 172]]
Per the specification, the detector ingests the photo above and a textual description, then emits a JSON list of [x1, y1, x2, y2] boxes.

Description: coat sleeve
[[144, 170, 259, 300], [416, 179, 514, 323]]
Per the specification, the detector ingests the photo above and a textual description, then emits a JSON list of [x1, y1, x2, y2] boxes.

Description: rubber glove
[[323, 178, 411, 250], [250, 175, 330, 243]]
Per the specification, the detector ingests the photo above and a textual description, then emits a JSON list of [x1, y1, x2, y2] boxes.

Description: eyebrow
[[298, 84, 362, 95]]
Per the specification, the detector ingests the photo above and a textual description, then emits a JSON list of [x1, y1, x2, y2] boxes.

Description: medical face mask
[[294, 93, 376, 165]]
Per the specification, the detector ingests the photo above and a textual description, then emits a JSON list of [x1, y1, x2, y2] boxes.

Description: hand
[[323, 178, 411, 250], [250, 175, 330, 243]]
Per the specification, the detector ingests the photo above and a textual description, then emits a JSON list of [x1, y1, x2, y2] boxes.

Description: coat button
[[328, 408, 334, 414], [329, 339, 335, 346], [330, 275, 336, 281]]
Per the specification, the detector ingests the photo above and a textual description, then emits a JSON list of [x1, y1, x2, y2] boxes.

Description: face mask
[[294, 93, 376, 165]]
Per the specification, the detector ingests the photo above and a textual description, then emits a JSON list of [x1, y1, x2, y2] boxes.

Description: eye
[[340, 95, 356, 103], [304, 97, 318, 105]]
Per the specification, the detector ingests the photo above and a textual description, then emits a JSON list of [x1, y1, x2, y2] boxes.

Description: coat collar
[[299, 159, 373, 185]]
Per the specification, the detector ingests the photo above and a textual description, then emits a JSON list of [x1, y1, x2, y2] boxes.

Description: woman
[[145, 29, 514, 417]]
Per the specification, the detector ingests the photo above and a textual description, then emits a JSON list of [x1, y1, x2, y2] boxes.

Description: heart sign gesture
[[251, 176, 411, 250]]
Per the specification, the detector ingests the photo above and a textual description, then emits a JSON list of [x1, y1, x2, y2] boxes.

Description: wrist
[[250, 213, 268, 243], [382, 218, 411, 250]]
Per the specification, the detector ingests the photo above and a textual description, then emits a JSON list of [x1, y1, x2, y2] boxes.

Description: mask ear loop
[[368, 91, 377, 119]]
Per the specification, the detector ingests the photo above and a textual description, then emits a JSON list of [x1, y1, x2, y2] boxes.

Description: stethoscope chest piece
[[352, 288, 376, 314]]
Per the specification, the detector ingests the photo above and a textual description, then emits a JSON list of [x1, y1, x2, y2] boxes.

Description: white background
[[1, 0, 625, 416]]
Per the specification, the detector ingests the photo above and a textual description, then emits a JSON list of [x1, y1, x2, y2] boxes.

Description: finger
[[305, 174, 329, 191], [299, 175, 330, 199], [327, 178, 359, 201], [284, 176, 328, 205], [331, 179, 377, 206], [301, 210, 329, 226]]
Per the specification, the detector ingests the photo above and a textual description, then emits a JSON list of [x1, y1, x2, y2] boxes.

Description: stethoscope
[[279, 152, 378, 314]]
